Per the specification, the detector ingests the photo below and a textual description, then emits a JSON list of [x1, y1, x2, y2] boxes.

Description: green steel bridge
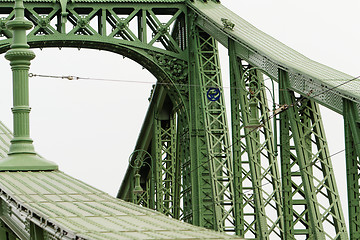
[[0, 0, 359, 239]]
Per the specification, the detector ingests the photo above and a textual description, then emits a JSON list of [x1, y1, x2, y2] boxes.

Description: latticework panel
[[189, 26, 235, 232], [343, 99, 360, 240], [279, 69, 348, 240], [154, 114, 180, 218], [229, 39, 283, 239]]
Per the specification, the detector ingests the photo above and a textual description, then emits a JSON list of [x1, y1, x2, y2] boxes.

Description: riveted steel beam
[[118, 85, 167, 202], [187, 18, 234, 231], [189, 1, 360, 116], [343, 99, 360, 240], [279, 69, 347, 240], [229, 39, 283, 239], [0, 2, 187, 59], [153, 99, 180, 218]]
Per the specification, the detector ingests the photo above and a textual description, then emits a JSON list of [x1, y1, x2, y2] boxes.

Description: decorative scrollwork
[[148, 51, 187, 84]]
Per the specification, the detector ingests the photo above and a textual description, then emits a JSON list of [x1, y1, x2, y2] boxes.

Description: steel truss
[[279, 70, 348, 240], [343, 99, 360, 240], [129, 86, 183, 221], [0, 1, 186, 54], [153, 109, 181, 218], [0, 0, 189, 91], [229, 39, 283, 239], [187, 25, 234, 232], [0, 0, 359, 239]]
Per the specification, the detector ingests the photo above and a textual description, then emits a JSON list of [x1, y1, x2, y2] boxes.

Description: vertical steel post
[[187, 15, 215, 229], [154, 109, 178, 217], [279, 69, 347, 240], [187, 21, 234, 231], [0, 221, 7, 240], [30, 222, 45, 240], [0, 0, 57, 171], [228, 39, 244, 237], [343, 99, 360, 240], [229, 39, 283, 239], [177, 110, 192, 223]]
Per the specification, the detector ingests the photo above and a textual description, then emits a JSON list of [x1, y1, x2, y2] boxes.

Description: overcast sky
[[0, 0, 358, 226]]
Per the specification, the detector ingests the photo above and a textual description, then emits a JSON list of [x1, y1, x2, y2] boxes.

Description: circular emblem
[[207, 88, 221, 101]]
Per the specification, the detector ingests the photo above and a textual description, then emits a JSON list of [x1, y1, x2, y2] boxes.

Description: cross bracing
[[0, 0, 359, 239]]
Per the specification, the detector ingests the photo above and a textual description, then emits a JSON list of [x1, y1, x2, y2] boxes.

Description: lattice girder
[[0, 1, 187, 54], [0, 1, 190, 97], [229, 39, 283, 239], [186, 22, 235, 232], [153, 112, 180, 218], [279, 69, 348, 240], [343, 99, 360, 240]]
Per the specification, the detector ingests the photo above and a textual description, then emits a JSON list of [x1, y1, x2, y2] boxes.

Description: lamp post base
[[0, 153, 58, 171]]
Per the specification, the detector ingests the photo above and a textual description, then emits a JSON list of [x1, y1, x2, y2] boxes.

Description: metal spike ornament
[[0, 0, 58, 170]]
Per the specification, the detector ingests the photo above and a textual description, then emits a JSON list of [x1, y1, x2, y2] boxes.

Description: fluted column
[[0, 0, 58, 170]]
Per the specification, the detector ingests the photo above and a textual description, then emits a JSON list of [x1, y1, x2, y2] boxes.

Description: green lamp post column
[[0, 0, 58, 171]]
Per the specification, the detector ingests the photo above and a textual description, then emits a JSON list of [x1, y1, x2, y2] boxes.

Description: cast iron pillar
[[0, 0, 58, 170]]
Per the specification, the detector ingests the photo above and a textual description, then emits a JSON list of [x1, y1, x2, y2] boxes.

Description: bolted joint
[[157, 23, 169, 36], [0, 18, 8, 31], [5, 48, 35, 62], [77, 17, 88, 29], [37, 17, 49, 29], [116, 19, 128, 31]]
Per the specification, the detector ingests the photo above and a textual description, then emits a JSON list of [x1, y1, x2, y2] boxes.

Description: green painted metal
[[190, 1, 358, 115], [0, 220, 19, 240], [0, 171, 243, 239], [153, 107, 180, 218], [175, 108, 191, 223], [343, 99, 360, 240], [279, 71, 312, 239], [187, 24, 234, 232], [130, 149, 155, 208], [0, 0, 358, 239], [279, 69, 348, 240], [0, 0, 57, 171], [30, 222, 44, 240], [0, 197, 28, 239], [229, 39, 283, 239], [1, 227, 19, 240], [0, 221, 6, 240]]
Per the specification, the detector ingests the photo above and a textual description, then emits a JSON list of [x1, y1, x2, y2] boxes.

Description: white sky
[[0, 0, 358, 228]]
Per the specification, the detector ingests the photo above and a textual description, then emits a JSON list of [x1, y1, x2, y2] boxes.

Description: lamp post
[[241, 67, 278, 156], [0, 0, 58, 170], [128, 149, 154, 207]]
